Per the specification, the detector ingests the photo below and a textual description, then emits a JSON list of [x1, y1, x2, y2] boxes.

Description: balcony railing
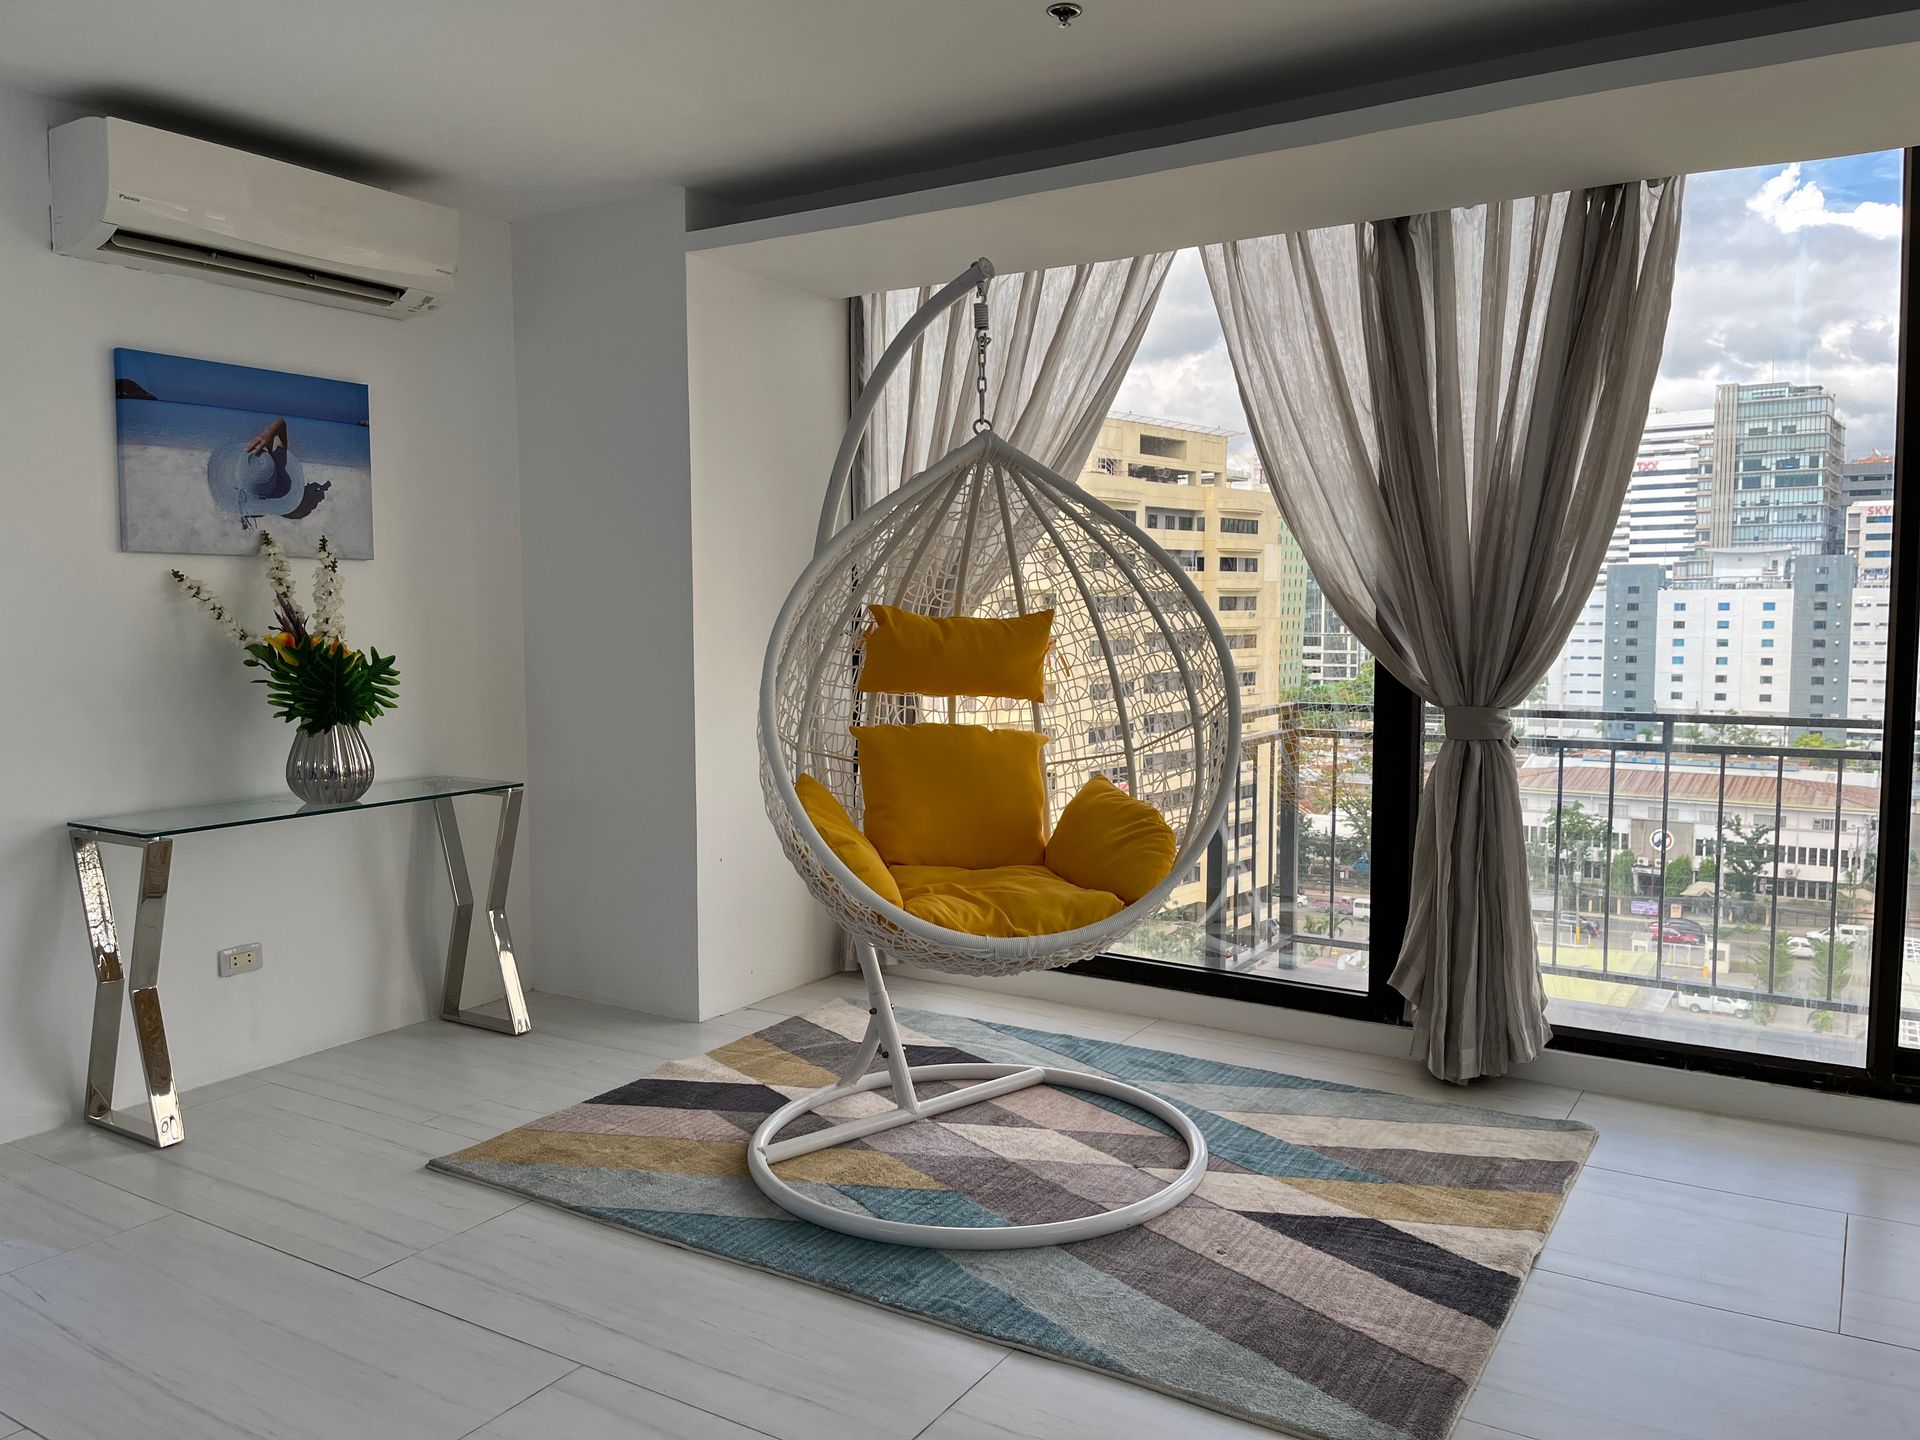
[[1115, 700, 1919, 1059]]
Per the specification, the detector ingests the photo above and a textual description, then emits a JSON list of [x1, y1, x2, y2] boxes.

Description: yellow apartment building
[[1077, 415, 1310, 961], [1077, 415, 1307, 725]]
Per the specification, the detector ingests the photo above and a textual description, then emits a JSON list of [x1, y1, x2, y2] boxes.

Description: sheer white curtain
[[850, 255, 1174, 516], [1204, 179, 1685, 1081]]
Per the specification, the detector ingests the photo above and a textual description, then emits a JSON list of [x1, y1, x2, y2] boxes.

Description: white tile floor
[[1, 973, 1917, 1439]]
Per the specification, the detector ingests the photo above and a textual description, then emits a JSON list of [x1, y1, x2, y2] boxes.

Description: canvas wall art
[[115, 348, 373, 559]]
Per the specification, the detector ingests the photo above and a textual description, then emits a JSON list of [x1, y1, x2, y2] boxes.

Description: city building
[[1078, 415, 1308, 715], [1300, 576, 1365, 688], [1850, 585, 1891, 721], [1584, 549, 1853, 737], [1702, 381, 1847, 556], [1843, 450, 1896, 506], [1608, 408, 1712, 569], [1515, 752, 1879, 909], [1846, 498, 1895, 581]]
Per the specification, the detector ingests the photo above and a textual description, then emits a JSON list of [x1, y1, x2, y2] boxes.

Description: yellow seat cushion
[[1045, 774, 1178, 904], [857, 605, 1053, 702], [795, 773, 902, 908], [852, 724, 1048, 869], [891, 864, 1123, 939]]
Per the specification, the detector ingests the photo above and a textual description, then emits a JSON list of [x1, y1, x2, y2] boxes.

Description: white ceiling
[[0, 0, 1829, 220]]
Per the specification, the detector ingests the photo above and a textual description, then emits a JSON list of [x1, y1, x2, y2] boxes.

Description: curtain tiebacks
[[1442, 706, 1515, 745]]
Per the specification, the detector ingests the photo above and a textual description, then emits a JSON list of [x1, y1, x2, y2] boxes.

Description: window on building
[[1139, 434, 1188, 460], [1145, 506, 1203, 531], [1217, 555, 1259, 573], [1219, 515, 1260, 535]]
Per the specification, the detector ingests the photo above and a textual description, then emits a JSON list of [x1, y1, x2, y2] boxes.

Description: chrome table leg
[[70, 830, 182, 1147], [434, 789, 529, 1034]]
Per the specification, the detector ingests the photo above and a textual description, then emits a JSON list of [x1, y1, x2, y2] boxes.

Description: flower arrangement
[[171, 532, 400, 735]]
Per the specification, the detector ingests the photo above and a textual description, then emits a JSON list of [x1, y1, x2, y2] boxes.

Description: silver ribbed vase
[[285, 723, 375, 805]]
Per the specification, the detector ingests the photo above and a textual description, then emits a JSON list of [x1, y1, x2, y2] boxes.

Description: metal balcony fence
[[1126, 701, 1916, 1037]]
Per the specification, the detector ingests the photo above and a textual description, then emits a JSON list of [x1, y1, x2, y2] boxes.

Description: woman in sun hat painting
[[206, 417, 332, 529]]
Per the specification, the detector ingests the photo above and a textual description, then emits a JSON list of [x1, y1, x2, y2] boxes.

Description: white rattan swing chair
[[754, 259, 1241, 1249]]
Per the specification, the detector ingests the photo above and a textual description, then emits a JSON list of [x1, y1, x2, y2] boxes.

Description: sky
[[1113, 149, 1904, 468]]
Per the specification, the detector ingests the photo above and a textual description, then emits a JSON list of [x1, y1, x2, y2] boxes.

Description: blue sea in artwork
[[115, 398, 371, 467]]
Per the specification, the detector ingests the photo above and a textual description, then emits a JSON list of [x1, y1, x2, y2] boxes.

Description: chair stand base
[[746, 951, 1208, 1250]]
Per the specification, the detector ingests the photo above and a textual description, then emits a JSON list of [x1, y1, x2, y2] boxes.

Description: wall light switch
[[218, 943, 262, 977]]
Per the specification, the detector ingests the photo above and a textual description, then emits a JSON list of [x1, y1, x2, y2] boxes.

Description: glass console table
[[67, 777, 527, 1149]]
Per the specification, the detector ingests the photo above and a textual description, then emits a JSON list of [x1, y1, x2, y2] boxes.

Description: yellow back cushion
[[1044, 774, 1178, 904], [851, 724, 1048, 869], [795, 773, 902, 907], [857, 606, 1052, 702]]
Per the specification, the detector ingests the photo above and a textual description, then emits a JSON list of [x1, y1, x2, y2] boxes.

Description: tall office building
[[1608, 408, 1712, 569], [1300, 576, 1364, 687], [1702, 381, 1847, 555], [1078, 415, 1308, 718]]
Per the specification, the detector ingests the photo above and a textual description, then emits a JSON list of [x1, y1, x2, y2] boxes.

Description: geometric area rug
[[430, 1002, 1596, 1440]]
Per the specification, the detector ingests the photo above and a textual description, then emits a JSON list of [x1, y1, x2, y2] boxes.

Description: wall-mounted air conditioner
[[49, 116, 457, 319]]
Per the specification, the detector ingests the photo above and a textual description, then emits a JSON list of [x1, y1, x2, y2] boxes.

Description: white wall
[[686, 258, 843, 1016], [0, 84, 528, 1143], [514, 188, 702, 1018]]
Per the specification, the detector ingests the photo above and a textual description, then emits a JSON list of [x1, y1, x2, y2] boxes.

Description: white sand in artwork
[[119, 443, 373, 559]]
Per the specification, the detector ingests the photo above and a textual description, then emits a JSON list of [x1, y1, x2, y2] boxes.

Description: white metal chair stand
[[746, 943, 1209, 1250]]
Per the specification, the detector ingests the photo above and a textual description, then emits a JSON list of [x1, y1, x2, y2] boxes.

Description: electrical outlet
[[217, 943, 262, 977]]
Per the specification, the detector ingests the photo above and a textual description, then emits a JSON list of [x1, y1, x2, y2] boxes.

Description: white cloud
[[1747, 163, 1902, 241], [1107, 156, 1903, 460]]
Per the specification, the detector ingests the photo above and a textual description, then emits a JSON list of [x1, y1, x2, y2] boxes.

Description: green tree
[[1555, 803, 1608, 913], [1285, 666, 1375, 712], [1805, 936, 1855, 1003], [1718, 815, 1776, 901], [1695, 856, 1718, 886], [1611, 849, 1638, 899], [1664, 855, 1695, 897], [1683, 722, 1767, 747]]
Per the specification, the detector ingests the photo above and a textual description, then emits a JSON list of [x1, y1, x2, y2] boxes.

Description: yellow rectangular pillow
[[851, 724, 1048, 869], [1044, 774, 1177, 904], [856, 606, 1052, 702], [795, 773, 902, 907]]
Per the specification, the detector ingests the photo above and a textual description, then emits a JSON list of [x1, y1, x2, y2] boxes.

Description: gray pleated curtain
[[1204, 179, 1686, 1081], [851, 255, 1175, 516]]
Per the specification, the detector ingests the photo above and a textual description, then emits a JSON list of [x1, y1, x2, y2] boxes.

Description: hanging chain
[[972, 280, 993, 433]]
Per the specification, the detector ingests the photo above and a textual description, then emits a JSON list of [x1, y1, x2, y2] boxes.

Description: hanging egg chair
[[752, 259, 1241, 1249]]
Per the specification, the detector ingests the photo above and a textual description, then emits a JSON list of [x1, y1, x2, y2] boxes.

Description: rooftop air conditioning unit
[[49, 116, 457, 318]]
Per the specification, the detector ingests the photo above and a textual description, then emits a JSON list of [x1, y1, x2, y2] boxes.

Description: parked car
[[1351, 897, 1372, 922], [1805, 924, 1871, 945], [1648, 919, 1706, 945], [1680, 992, 1754, 1017], [1787, 935, 1815, 958], [1559, 912, 1598, 941]]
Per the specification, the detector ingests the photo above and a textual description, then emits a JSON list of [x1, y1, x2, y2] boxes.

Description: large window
[[1064, 147, 1920, 1087], [1518, 149, 1901, 1068], [1076, 326, 1382, 1004]]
